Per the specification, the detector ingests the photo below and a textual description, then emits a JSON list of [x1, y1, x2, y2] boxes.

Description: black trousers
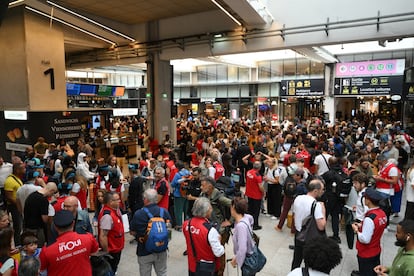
[[267, 184, 282, 217], [107, 251, 122, 273], [7, 203, 22, 246], [404, 201, 414, 220], [291, 237, 305, 270], [357, 254, 380, 276], [248, 197, 261, 227], [326, 196, 342, 237]]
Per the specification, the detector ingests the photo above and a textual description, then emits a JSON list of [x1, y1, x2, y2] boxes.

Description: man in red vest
[[183, 197, 225, 276], [245, 161, 264, 230], [154, 167, 170, 210], [351, 187, 387, 276], [98, 191, 125, 273]]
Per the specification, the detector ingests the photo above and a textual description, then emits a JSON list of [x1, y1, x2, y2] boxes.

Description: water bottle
[[166, 221, 172, 240], [332, 182, 337, 193]]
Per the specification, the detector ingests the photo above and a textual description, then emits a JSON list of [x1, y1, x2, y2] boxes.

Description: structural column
[[0, 7, 66, 111]]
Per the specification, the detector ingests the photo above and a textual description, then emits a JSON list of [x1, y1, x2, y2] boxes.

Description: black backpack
[[283, 175, 297, 197], [215, 176, 236, 199], [336, 171, 352, 196]]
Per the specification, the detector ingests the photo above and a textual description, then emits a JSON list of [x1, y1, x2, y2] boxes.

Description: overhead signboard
[[335, 59, 405, 77], [404, 82, 414, 100], [113, 108, 138, 116], [334, 76, 403, 96], [280, 79, 324, 96]]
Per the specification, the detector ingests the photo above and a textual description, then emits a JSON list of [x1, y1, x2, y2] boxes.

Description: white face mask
[[104, 175, 109, 181]]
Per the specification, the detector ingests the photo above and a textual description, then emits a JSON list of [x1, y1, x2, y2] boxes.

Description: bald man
[[49, 196, 93, 244]]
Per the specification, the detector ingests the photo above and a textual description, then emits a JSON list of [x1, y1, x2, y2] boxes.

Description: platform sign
[[334, 76, 403, 96], [281, 79, 324, 96]]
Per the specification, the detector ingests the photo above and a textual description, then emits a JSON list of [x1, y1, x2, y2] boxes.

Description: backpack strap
[[311, 201, 317, 216], [302, 267, 310, 276], [321, 154, 330, 170], [188, 218, 198, 259], [143, 207, 153, 219]]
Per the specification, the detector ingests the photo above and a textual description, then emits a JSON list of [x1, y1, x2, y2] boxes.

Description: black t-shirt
[[24, 191, 49, 229]]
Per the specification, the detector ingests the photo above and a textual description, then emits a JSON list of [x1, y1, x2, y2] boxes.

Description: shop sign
[[336, 59, 405, 77], [334, 76, 403, 96], [113, 108, 138, 116], [4, 111, 27, 120], [404, 83, 414, 100], [280, 79, 324, 96]]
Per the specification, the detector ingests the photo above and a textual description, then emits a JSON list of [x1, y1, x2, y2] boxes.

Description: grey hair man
[[183, 197, 225, 276], [130, 189, 172, 276]]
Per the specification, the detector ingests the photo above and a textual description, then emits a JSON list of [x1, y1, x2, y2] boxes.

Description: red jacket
[[155, 178, 170, 210], [213, 161, 225, 180], [245, 169, 263, 200], [376, 163, 396, 190], [98, 205, 125, 253], [183, 217, 219, 273], [356, 207, 387, 258]]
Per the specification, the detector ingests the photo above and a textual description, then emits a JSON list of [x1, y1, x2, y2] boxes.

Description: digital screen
[[66, 83, 81, 96], [112, 87, 125, 97], [97, 85, 113, 96], [79, 84, 97, 96]]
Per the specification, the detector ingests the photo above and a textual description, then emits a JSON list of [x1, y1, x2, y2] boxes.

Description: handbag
[[240, 221, 266, 275], [188, 219, 216, 276], [296, 201, 326, 243]]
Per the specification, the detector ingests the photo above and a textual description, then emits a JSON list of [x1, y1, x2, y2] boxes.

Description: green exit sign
[[146, 93, 151, 98]]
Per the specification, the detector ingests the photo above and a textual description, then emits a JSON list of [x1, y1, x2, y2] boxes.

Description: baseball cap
[[363, 187, 386, 202], [54, 210, 74, 228]]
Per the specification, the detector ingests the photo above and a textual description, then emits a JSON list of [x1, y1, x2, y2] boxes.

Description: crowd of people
[[0, 115, 414, 275]]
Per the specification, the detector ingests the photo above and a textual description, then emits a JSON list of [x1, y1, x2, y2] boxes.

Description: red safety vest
[[356, 208, 387, 258], [98, 205, 125, 253], [376, 163, 396, 190], [155, 178, 170, 210], [183, 217, 219, 273]]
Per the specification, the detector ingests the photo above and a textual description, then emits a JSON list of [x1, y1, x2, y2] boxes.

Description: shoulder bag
[[296, 201, 326, 243], [239, 221, 266, 275], [188, 219, 216, 276]]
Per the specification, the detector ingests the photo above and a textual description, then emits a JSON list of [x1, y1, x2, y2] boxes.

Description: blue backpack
[[143, 208, 169, 253]]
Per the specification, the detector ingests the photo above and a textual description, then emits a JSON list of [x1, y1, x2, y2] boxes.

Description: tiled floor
[[116, 203, 403, 276]]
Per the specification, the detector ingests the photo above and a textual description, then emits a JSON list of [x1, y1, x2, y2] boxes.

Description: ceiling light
[[46, 0, 135, 42], [9, 0, 25, 7], [211, 0, 242, 26], [25, 6, 116, 45]]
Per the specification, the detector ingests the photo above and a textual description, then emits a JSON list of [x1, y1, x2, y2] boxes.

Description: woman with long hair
[[230, 197, 256, 276]]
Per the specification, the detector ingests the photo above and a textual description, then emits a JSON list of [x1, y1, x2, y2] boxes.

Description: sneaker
[[329, 236, 341, 244], [183, 250, 188, 256], [261, 210, 267, 215], [351, 270, 360, 276], [253, 225, 263, 230], [288, 245, 295, 250], [271, 216, 278, 220]]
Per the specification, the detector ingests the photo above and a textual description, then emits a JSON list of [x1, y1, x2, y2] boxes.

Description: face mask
[[104, 175, 109, 181]]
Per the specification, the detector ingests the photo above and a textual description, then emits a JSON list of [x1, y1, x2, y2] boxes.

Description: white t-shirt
[[314, 153, 332, 175], [16, 183, 42, 214], [0, 162, 12, 188], [406, 168, 414, 203], [293, 194, 324, 232]]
